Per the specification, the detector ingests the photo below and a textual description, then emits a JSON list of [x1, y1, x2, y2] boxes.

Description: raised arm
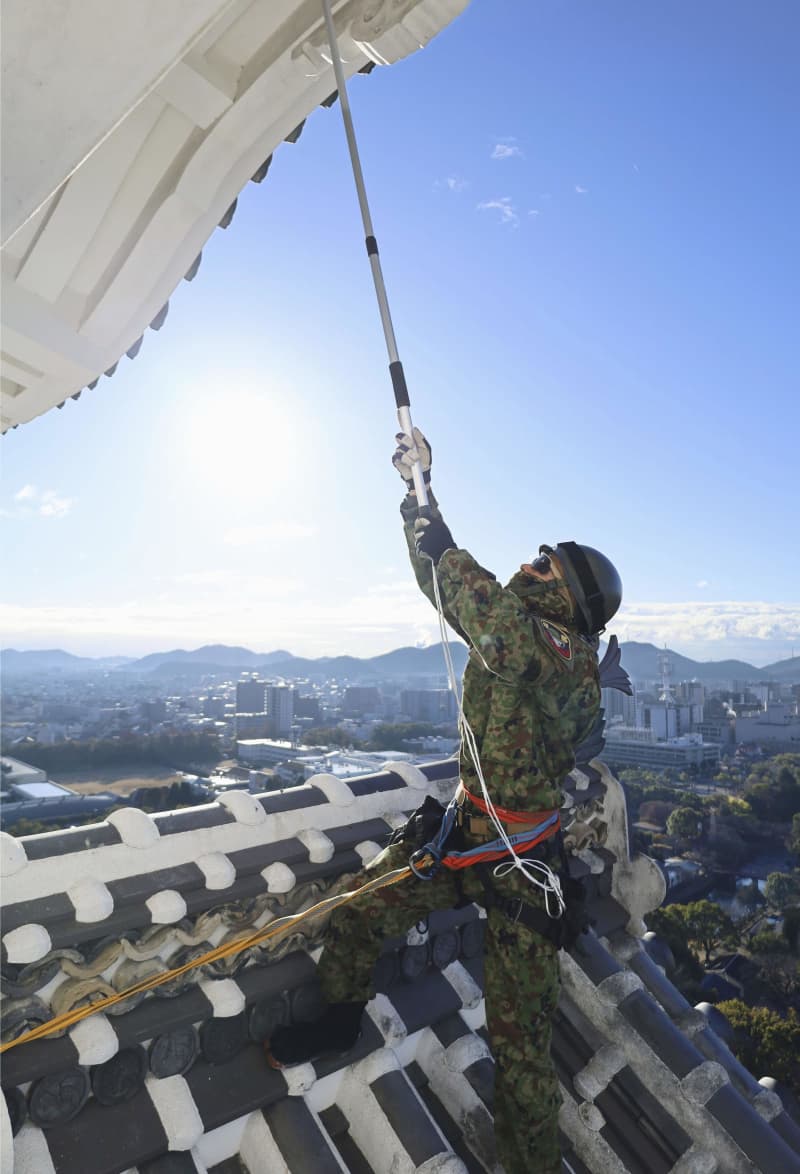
[[393, 430, 547, 681], [400, 488, 465, 638], [433, 549, 545, 682], [393, 429, 465, 637]]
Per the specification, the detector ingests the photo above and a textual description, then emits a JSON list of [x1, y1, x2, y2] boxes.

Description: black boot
[[266, 1001, 367, 1068]]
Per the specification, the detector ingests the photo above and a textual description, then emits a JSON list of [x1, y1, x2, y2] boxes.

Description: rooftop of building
[[3, 754, 799, 1174]]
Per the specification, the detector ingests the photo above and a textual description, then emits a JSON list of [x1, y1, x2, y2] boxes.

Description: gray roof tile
[[44, 1087, 168, 1174], [617, 989, 702, 1078], [21, 824, 122, 859], [706, 1082, 800, 1172], [261, 1097, 343, 1172], [184, 1045, 286, 1131], [4, 758, 800, 1173], [371, 1066, 451, 1163]]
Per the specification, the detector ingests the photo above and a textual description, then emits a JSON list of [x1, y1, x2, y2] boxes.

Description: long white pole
[[320, 0, 430, 510]]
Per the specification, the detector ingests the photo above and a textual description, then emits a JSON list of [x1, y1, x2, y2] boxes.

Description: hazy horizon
[[3, 630, 798, 670]]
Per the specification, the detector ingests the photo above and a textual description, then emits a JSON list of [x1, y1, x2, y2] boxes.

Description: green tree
[[2, 731, 220, 774], [677, 900, 737, 966], [764, 872, 799, 911], [305, 727, 364, 749], [619, 770, 663, 787], [718, 1001, 800, 1093], [706, 823, 748, 871], [646, 906, 703, 986], [744, 755, 800, 821], [749, 931, 789, 955], [791, 812, 800, 856], [638, 800, 673, 827], [666, 806, 703, 840], [756, 953, 800, 1006], [4, 817, 52, 837], [784, 908, 800, 953], [366, 722, 438, 750]]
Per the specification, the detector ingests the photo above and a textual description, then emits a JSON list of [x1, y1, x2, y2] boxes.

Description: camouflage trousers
[[316, 839, 562, 1174]]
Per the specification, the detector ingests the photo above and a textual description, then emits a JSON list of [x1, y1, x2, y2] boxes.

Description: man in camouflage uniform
[[269, 429, 622, 1173]]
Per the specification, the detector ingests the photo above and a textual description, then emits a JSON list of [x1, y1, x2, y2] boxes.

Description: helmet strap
[[558, 541, 605, 634]]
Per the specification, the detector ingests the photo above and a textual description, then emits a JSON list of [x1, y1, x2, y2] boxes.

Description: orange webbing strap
[[0, 865, 413, 1054], [457, 781, 559, 826], [440, 812, 561, 871]]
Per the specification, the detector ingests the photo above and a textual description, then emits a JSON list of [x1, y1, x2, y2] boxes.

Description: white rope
[[430, 564, 566, 917]]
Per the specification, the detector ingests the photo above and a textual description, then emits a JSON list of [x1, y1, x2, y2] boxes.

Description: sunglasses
[[529, 553, 552, 574]]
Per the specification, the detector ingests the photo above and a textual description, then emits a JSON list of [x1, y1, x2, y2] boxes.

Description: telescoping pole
[[319, 0, 430, 513]]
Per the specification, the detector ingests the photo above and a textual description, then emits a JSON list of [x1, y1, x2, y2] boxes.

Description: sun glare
[[177, 383, 308, 500]]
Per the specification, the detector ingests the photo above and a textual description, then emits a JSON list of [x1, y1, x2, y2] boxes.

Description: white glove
[[392, 427, 432, 489]]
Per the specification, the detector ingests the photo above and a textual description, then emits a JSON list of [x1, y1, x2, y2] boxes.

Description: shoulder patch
[[537, 618, 573, 663]]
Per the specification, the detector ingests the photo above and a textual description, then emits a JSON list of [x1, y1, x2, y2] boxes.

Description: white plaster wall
[[1, 0, 469, 429], [1, 0, 236, 243]]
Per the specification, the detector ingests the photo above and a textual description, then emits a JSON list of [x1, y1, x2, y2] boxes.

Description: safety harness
[[407, 785, 561, 878], [396, 785, 589, 951]]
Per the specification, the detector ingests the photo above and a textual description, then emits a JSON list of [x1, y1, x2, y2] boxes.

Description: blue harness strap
[[408, 797, 561, 880]]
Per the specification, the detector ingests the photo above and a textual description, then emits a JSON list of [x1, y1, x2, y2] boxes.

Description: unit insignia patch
[[539, 619, 573, 661]]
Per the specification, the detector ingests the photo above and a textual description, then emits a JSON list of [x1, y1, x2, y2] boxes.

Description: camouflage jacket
[[401, 492, 600, 812]]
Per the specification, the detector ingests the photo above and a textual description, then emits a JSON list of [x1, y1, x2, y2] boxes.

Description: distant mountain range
[[0, 643, 470, 681], [609, 642, 800, 685], [128, 645, 293, 672], [0, 649, 134, 672], [2, 641, 799, 684], [129, 643, 472, 681]]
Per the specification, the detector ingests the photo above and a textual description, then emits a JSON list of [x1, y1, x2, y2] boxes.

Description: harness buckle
[[408, 846, 441, 880]]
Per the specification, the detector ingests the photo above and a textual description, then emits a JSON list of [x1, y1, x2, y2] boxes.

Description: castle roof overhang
[[1, 0, 468, 432]]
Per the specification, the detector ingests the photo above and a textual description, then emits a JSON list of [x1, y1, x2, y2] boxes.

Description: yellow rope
[[0, 865, 413, 1054]]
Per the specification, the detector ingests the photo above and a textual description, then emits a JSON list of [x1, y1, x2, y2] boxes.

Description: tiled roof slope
[[2, 760, 800, 1174]]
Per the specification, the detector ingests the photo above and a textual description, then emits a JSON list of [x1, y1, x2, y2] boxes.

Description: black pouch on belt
[[388, 795, 448, 849]]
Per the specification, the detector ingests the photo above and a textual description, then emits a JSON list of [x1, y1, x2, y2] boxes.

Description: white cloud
[[477, 197, 519, 227], [38, 490, 75, 518], [696, 580, 710, 589], [528, 209, 540, 217], [606, 601, 800, 661], [438, 175, 468, 192], [8, 485, 74, 517], [0, 575, 446, 658], [575, 184, 589, 194], [172, 569, 303, 597], [491, 143, 523, 160], [222, 521, 316, 546]]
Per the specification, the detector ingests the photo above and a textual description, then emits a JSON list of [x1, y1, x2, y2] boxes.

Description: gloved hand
[[392, 427, 432, 490], [414, 516, 456, 564]]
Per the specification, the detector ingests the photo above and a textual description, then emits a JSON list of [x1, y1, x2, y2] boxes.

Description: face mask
[[505, 570, 574, 622]]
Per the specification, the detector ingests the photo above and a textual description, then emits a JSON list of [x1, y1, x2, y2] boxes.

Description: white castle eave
[[1, 0, 469, 431]]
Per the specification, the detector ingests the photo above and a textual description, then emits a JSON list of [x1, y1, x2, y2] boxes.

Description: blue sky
[[2, 0, 799, 665]]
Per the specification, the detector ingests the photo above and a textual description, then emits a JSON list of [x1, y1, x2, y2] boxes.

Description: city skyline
[[2, 1, 798, 665]]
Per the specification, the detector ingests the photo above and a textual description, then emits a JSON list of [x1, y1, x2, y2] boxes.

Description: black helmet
[[541, 541, 622, 635]]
